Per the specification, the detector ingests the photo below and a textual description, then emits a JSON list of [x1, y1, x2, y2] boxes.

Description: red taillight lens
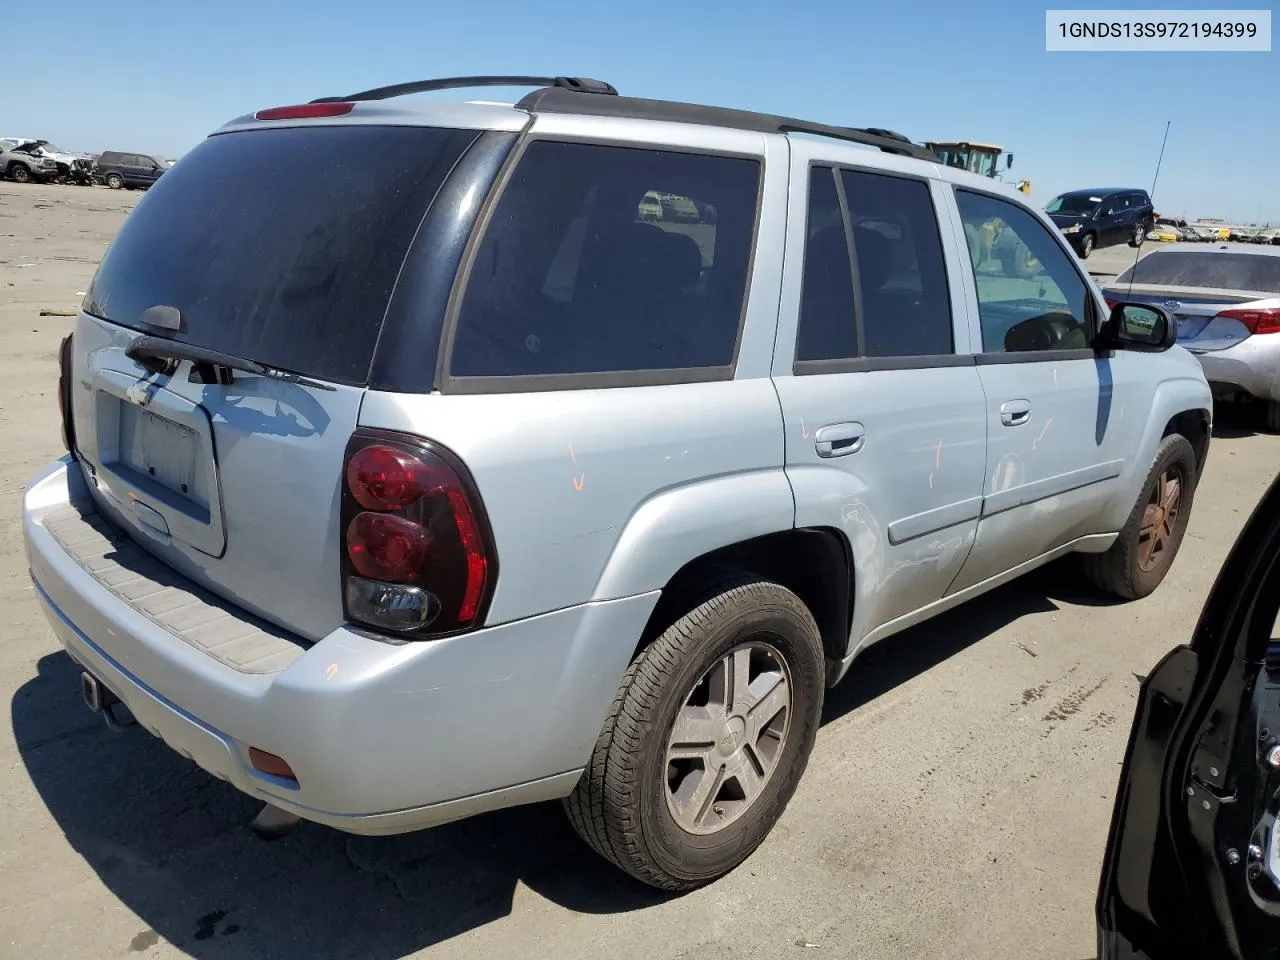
[[253, 102, 355, 121], [346, 512, 431, 581], [1104, 299, 1118, 311], [1216, 307, 1280, 335], [346, 444, 439, 511], [340, 431, 497, 638]]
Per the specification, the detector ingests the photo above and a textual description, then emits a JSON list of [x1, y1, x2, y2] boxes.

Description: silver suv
[[23, 76, 1212, 890]]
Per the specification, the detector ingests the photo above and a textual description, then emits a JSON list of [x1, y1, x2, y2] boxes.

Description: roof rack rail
[[515, 88, 938, 161], [310, 75, 617, 105]]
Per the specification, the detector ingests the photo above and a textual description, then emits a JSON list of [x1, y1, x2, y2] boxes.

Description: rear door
[[771, 144, 989, 647], [69, 122, 485, 640], [1098, 470, 1280, 960]]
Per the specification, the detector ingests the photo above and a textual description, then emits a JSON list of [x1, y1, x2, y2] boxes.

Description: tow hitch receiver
[[79, 671, 136, 732]]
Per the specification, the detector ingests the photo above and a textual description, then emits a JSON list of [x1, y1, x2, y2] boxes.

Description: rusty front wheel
[[1082, 434, 1198, 600]]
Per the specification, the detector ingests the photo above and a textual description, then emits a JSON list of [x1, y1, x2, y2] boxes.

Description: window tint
[[795, 169, 856, 362], [956, 190, 1092, 353], [449, 141, 759, 378], [842, 169, 952, 357], [1115, 250, 1280, 294], [84, 125, 478, 384], [795, 169, 953, 363]]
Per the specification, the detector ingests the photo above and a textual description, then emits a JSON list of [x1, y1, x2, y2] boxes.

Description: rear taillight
[[254, 102, 354, 121], [57, 332, 76, 453], [340, 429, 497, 639], [1104, 299, 1118, 310], [1216, 307, 1280, 335]]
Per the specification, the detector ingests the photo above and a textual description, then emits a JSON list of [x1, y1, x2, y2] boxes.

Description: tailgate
[[70, 315, 363, 641], [63, 122, 483, 640]]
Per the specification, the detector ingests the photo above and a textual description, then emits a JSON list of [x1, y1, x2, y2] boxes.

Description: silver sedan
[[1103, 244, 1280, 430]]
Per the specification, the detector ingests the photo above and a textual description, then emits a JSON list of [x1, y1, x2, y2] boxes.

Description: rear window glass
[[84, 125, 479, 384], [1115, 251, 1280, 294], [448, 140, 760, 379]]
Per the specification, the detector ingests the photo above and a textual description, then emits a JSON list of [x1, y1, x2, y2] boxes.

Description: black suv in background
[[1044, 187, 1155, 259], [95, 151, 169, 189]]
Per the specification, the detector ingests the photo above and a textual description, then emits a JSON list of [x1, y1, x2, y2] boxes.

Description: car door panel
[[1099, 470, 1280, 960], [946, 186, 1134, 593], [772, 145, 988, 653]]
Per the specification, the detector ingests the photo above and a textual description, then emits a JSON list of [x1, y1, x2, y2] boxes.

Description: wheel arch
[[1104, 375, 1212, 529], [628, 526, 855, 688]]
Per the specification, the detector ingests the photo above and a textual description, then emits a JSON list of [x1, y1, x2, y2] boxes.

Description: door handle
[[815, 422, 865, 458], [1000, 400, 1032, 427]]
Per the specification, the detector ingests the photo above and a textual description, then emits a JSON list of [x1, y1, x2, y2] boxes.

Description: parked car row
[[0, 138, 172, 189]]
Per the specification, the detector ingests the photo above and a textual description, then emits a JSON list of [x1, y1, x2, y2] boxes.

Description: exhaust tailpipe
[[248, 803, 301, 841]]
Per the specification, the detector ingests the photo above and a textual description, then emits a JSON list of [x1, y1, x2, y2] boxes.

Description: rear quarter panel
[[358, 123, 794, 626]]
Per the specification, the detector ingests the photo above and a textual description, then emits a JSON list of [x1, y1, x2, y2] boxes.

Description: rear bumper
[[1191, 335, 1280, 402], [24, 457, 658, 835]]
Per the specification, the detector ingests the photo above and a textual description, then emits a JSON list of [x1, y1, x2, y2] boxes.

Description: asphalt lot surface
[[3, 184, 1279, 960]]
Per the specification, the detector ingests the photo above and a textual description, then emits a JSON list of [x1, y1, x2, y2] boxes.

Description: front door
[[947, 187, 1130, 594], [771, 148, 989, 652]]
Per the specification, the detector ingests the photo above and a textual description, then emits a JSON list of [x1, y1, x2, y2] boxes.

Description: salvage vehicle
[[1046, 188, 1156, 259], [0, 138, 58, 183], [1098, 467, 1280, 960], [0, 138, 96, 184], [1103, 245, 1280, 431], [24, 75, 1212, 891]]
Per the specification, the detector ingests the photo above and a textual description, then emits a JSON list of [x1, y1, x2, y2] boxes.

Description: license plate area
[[88, 369, 226, 557], [122, 408, 201, 506]]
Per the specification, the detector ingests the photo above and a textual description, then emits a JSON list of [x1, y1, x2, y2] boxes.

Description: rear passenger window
[[448, 141, 760, 379], [795, 169, 856, 362], [794, 167, 953, 365], [841, 170, 953, 357]]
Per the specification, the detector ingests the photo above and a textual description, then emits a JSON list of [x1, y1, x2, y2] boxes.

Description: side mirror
[[1099, 302, 1176, 352], [1006, 152, 1014, 169]]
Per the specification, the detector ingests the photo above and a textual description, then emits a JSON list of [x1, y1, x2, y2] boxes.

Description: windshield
[[1045, 194, 1100, 216], [1115, 251, 1280, 294], [83, 125, 480, 384]]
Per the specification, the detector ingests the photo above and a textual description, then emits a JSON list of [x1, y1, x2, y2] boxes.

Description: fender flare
[[1104, 374, 1211, 530], [590, 469, 795, 601]]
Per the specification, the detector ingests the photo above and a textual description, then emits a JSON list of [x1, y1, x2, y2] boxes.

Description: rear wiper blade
[[125, 336, 337, 391]]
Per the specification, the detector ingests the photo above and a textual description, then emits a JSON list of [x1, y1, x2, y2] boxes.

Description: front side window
[[448, 141, 760, 379], [956, 190, 1092, 353]]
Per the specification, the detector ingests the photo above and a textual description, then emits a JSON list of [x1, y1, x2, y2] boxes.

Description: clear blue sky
[[6, 0, 1278, 222]]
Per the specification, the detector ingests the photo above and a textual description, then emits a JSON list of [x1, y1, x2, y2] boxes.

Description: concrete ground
[[2, 184, 1278, 960]]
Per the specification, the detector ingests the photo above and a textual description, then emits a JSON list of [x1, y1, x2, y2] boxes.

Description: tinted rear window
[[448, 140, 760, 380], [84, 125, 479, 384], [1116, 251, 1280, 294]]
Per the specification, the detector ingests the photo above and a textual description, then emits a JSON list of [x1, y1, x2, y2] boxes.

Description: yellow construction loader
[[924, 140, 1031, 195]]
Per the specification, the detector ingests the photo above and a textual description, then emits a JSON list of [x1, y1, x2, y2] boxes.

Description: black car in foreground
[[1099, 465, 1280, 959], [1046, 187, 1155, 259]]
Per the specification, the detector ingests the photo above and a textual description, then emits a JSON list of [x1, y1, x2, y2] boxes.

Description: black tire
[[1129, 222, 1146, 247], [9, 164, 31, 184], [105, 173, 123, 189], [1078, 232, 1095, 259], [1082, 434, 1197, 600], [564, 576, 825, 891]]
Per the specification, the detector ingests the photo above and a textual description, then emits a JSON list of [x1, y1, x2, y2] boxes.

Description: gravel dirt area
[[2, 183, 1278, 960]]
